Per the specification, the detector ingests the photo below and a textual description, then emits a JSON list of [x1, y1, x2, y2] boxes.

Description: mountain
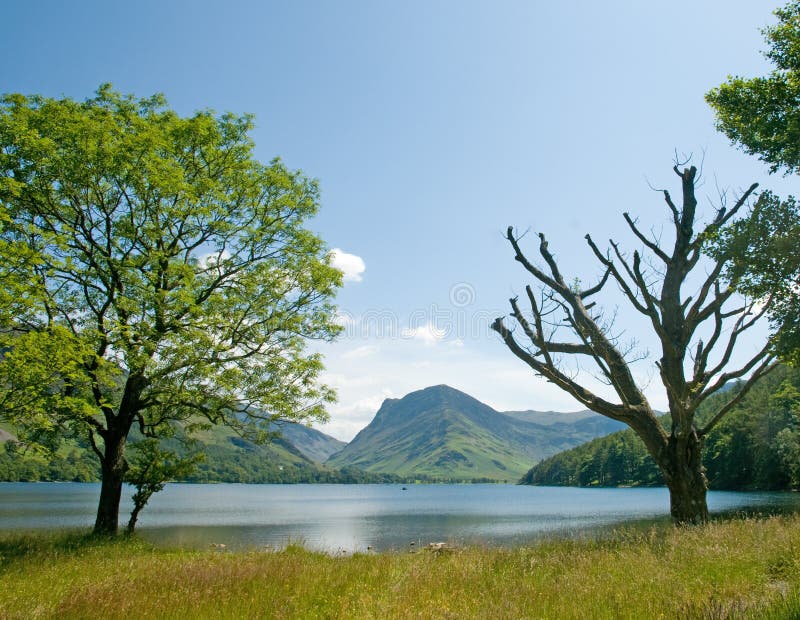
[[270, 421, 346, 463], [326, 385, 625, 481], [500, 410, 598, 425]]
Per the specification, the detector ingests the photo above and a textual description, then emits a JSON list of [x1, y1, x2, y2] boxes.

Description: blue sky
[[3, 1, 798, 439]]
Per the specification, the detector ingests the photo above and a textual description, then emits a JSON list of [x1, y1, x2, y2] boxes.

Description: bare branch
[[506, 227, 565, 295], [663, 190, 681, 226], [511, 292, 592, 358], [87, 429, 104, 461], [497, 162, 769, 523], [580, 267, 612, 299], [491, 317, 629, 422], [685, 261, 728, 327], [584, 234, 649, 315], [631, 251, 667, 340], [704, 182, 759, 234], [698, 301, 772, 390], [623, 213, 671, 263], [536, 232, 567, 287], [550, 295, 615, 385]]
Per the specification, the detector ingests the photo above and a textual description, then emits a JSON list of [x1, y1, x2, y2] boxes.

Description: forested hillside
[[0, 422, 410, 484], [523, 366, 800, 490]]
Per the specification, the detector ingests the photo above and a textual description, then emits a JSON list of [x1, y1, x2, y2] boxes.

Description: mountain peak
[[396, 384, 493, 408], [371, 385, 488, 424], [329, 384, 626, 481], [420, 384, 467, 395]]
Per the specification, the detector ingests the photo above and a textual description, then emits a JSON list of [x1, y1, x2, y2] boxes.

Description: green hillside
[[523, 366, 800, 490], [0, 423, 99, 482], [327, 385, 624, 481], [0, 420, 375, 484], [271, 421, 346, 463], [161, 422, 328, 483]]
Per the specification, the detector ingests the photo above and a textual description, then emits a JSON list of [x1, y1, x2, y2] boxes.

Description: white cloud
[[330, 248, 366, 283], [401, 322, 445, 345], [342, 345, 380, 359], [321, 372, 381, 390]]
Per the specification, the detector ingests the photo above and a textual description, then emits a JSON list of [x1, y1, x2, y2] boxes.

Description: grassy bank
[[2, 516, 800, 619]]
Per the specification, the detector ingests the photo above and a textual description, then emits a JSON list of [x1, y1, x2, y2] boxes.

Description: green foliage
[[0, 84, 342, 436], [773, 382, 800, 487], [521, 425, 662, 487], [707, 191, 800, 364], [0, 326, 119, 453], [707, 2, 800, 174], [704, 370, 797, 490], [706, 3, 800, 363], [0, 441, 98, 482], [125, 439, 204, 532], [0, 426, 428, 485], [0, 85, 343, 530]]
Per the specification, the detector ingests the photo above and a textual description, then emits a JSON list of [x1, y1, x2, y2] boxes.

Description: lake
[[2, 483, 799, 552]]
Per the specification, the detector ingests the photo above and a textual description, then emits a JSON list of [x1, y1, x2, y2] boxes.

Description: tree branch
[[505, 227, 566, 295], [623, 213, 670, 263], [584, 234, 650, 315], [580, 267, 612, 299], [491, 316, 630, 422]]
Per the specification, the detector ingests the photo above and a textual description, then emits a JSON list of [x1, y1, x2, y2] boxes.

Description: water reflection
[[1, 482, 798, 552]]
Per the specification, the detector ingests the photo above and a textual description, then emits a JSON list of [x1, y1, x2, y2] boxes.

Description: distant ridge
[[327, 385, 624, 481], [270, 421, 346, 463]]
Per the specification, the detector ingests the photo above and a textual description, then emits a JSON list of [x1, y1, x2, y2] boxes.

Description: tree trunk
[[93, 430, 128, 535], [127, 488, 151, 535], [660, 432, 709, 525], [126, 501, 142, 534]]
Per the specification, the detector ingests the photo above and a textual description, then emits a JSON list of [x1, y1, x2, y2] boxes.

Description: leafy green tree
[[773, 381, 800, 488], [0, 86, 342, 534], [706, 2, 800, 175], [706, 2, 800, 363], [125, 439, 203, 534], [711, 193, 799, 364]]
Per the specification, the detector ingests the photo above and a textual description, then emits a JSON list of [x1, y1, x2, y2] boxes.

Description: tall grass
[[2, 515, 800, 618]]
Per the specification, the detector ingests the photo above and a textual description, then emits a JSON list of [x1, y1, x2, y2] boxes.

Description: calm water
[[2, 483, 799, 552]]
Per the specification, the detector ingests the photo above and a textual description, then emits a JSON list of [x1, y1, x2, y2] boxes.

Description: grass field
[[2, 515, 800, 619]]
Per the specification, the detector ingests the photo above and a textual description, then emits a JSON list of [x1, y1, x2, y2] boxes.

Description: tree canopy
[[707, 1, 800, 364], [0, 86, 342, 533], [707, 192, 800, 365], [707, 1, 800, 175]]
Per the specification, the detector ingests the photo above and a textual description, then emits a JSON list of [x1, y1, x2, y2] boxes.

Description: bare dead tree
[[492, 165, 778, 524]]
